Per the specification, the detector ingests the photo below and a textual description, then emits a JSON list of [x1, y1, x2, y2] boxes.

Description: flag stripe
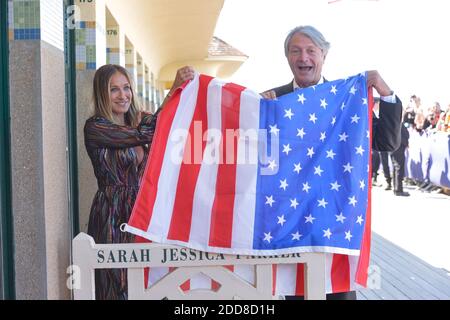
[[231, 89, 261, 249], [276, 264, 297, 296], [147, 75, 201, 239], [355, 88, 374, 286], [294, 263, 305, 296], [208, 83, 246, 248], [167, 75, 214, 241], [331, 254, 351, 293], [128, 84, 186, 231], [189, 78, 225, 248]]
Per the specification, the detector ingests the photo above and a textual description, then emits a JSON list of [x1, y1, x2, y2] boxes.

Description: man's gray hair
[[284, 25, 331, 57]]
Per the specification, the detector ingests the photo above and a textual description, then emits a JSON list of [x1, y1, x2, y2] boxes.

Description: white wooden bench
[[71, 232, 326, 300]]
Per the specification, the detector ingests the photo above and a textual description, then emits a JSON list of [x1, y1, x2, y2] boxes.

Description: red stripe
[[331, 254, 351, 293], [208, 83, 246, 248], [167, 75, 214, 241], [356, 88, 374, 286], [294, 263, 305, 296], [272, 265, 277, 296], [128, 82, 187, 231]]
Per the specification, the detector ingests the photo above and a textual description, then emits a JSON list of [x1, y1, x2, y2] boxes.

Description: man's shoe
[[394, 191, 410, 197], [385, 184, 392, 191]]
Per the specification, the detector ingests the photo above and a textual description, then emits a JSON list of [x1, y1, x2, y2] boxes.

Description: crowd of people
[[403, 95, 450, 134], [372, 93, 450, 195]]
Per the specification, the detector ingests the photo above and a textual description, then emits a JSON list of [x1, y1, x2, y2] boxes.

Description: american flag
[[126, 72, 373, 294]]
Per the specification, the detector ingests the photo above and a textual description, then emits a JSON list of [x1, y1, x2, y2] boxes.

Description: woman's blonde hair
[[93, 64, 141, 127]]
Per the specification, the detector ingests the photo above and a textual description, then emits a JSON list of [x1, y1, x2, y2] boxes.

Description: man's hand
[[367, 70, 393, 97], [260, 90, 277, 100]]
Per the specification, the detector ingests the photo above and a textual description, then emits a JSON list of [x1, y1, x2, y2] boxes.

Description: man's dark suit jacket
[[270, 80, 403, 300], [271, 81, 403, 152]]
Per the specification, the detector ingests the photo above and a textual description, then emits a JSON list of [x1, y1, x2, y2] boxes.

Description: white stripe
[[189, 273, 213, 290], [189, 78, 225, 246], [233, 265, 255, 286], [147, 74, 200, 238], [231, 89, 261, 249], [148, 267, 169, 287], [324, 253, 334, 294], [275, 264, 297, 296], [348, 255, 359, 291]]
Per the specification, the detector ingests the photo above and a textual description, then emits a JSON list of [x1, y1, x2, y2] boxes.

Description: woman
[[84, 64, 194, 299]]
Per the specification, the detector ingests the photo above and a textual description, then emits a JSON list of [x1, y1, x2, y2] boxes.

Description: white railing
[[72, 232, 326, 300]]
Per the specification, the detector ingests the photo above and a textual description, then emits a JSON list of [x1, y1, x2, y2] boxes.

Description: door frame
[[0, 0, 16, 300]]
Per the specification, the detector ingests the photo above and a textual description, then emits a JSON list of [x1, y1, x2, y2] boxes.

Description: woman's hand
[[169, 66, 195, 94]]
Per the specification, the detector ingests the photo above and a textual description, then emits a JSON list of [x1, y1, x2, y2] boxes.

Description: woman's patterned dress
[[84, 112, 158, 300]]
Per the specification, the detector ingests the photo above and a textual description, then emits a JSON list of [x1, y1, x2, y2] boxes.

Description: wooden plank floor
[[356, 232, 450, 300]]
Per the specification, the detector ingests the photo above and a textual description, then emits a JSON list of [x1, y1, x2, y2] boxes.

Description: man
[[262, 25, 403, 300], [372, 98, 393, 190], [391, 123, 410, 196]]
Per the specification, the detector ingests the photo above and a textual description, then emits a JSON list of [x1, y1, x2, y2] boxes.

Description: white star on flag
[[297, 93, 306, 104], [263, 232, 273, 243], [355, 145, 365, 156], [336, 212, 346, 223], [293, 163, 302, 174], [348, 196, 357, 207], [343, 163, 354, 173], [307, 147, 315, 158], [279, 179, 288, 191], [326, 149, 336, 159], [284, 109, 294, 120], [351, 114, 360, 124], [302, 182, 311, 193], [330, 181, 341, 191], [345, 231, 353, 241], [277, 215, 286, 226], [268, 160, 277, 171], [330, 85, 338, 95], [283, 144, 292, 155], [265, 195, 275, 207], [297, 128, 306, 139], [350, 86, 357, 94], [356, 215, 364, 225], [320, 98, 328, 109], [309, 113, 317, 123], [305, 214, 316, 224], [318, 198, 328, 208], [291, 231, 302, 241], [359, 180, 366, 190], [320, 132, 327, 142], [339, 132, 349, 142], [314, 166, 324, 176], [290, 198, 299, 209], [269, 124, 280, 136], [323, 228, 332, 239]]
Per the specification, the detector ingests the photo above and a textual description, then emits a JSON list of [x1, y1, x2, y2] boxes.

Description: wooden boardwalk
[[356, 232, 450, 300]]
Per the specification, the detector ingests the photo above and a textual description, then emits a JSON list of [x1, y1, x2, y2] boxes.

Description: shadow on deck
[[357, 232, 450, 300]]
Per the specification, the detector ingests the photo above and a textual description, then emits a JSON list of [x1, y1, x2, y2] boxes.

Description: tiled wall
[[106, 47, 120, 65], [8, 0, 41, 41], [75, 21, 97, 70]]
